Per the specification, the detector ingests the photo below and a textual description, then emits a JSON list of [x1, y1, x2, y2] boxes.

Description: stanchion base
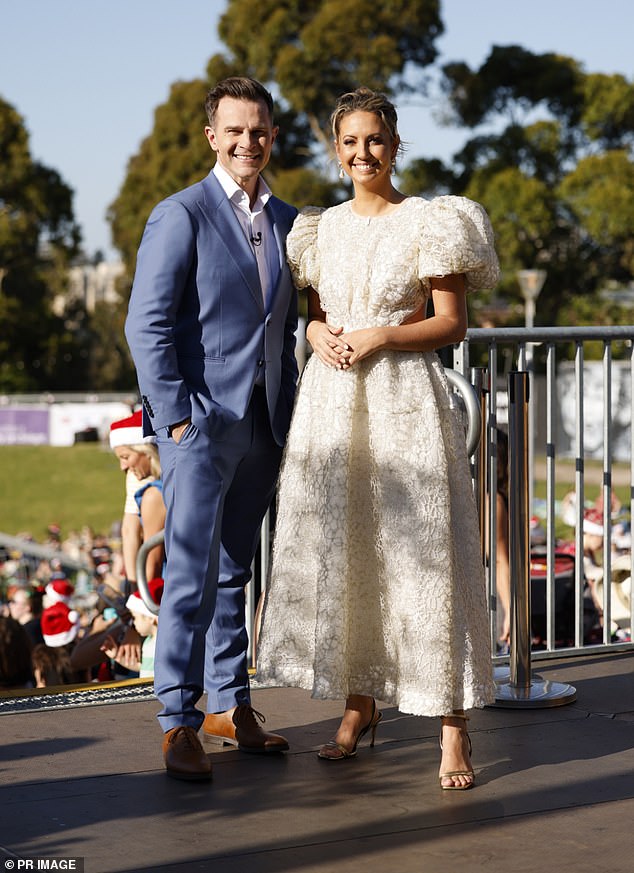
[[492, 676, 576, 708]]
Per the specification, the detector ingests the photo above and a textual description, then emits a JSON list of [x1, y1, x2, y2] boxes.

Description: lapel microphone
[[251, 231, 262, 247]]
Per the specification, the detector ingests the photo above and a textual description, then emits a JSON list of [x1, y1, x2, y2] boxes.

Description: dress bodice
[[286, 196, 500, 331]]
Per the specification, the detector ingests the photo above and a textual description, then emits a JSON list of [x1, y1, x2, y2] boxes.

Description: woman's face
[[335, 110, 397, 188], [114, 446, 152, 480]]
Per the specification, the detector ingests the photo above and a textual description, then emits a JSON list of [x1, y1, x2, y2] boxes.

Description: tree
[[109, 8, 634, 332], [422, 47, 634, 325], [86, 299, 138, 389], [580, 73, 634, 149], [108, 77, 212, 271], [0, 96, 86, 391], [218, 0, 442, 154], [108, 1, 444, 276]]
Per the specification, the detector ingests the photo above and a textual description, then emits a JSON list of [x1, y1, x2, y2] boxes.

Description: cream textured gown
[[257, 195, 500, 716]]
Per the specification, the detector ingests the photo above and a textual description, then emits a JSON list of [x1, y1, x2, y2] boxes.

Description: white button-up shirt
[[212, 162, 280, 307]]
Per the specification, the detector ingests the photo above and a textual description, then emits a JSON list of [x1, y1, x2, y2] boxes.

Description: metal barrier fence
[[137, 327, 634, 666], [455, 326, 634, 661]]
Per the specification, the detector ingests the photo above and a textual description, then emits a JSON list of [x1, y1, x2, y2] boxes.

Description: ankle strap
[[441, 713, 470, 725]]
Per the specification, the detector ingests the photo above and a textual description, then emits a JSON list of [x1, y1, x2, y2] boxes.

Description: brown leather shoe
[[202, 705, 289, 754], [162, 726, 213, 781]]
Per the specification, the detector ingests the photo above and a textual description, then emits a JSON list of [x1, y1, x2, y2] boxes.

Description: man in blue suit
[[125, 77, 298, 780]]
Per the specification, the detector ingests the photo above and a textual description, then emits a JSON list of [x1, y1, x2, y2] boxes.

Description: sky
[[2, 0, 633, 259]]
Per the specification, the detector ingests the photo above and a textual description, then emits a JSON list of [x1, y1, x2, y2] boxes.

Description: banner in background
[[0, 407, 49, 445], [0, 402, 132, 446]]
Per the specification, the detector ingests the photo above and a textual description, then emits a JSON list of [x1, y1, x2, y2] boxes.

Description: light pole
[[517, 269, 547, 536], [517, 269, 546, 332]]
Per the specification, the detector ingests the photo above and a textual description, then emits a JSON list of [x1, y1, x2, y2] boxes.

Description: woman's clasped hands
[[307, 320, 382, 370]]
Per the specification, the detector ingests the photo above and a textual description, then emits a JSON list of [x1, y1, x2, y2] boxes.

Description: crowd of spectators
[[1, 453, 631, 693], [0, 520, 161, 692]]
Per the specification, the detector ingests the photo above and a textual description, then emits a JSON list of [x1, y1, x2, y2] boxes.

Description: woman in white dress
[[257, 87, 500, 789]]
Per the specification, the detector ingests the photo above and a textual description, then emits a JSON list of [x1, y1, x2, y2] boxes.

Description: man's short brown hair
[[205, 77, 274, 126]]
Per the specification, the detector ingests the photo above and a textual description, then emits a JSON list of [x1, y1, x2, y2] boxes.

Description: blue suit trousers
[[154, 387, 282, 732]]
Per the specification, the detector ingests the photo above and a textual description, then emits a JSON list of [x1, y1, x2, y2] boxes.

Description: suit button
[[257, 360, 264, 367]]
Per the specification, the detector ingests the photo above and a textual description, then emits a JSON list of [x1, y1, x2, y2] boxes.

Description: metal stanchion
[[470, 366, 488, 560], [493, 371, 576, 707], [445, 368, 481, 458], [135, 530, 164, 616]]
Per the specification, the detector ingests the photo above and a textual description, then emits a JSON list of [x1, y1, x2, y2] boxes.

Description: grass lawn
[[1, 444, 125, 539], [0, 446, 630, 545]]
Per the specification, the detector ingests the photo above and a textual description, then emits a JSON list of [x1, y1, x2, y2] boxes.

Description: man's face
[[205, 97, 278, 196]]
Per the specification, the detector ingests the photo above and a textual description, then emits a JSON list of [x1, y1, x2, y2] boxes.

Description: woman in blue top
[[110, 410, 166, 583]]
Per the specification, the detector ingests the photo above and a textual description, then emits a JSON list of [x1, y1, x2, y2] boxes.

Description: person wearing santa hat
[[32, 603, 87, 687], [41, 599, 81, 648], [101, 577, 164, 679], [44, 577, 74, 605], [34, 580, 87, 685], [41, 578, 79, 649], [68, 410, 167, 680], [109, 410, 166, 585]]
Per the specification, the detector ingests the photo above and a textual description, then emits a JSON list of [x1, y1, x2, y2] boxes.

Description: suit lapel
[[201, 173, 263, 308]]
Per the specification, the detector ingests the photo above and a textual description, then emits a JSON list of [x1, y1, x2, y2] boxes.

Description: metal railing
[[136, 328, 634, 665], [456, 326, 634, 660]]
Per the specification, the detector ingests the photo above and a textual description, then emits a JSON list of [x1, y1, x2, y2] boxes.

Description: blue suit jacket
[[125, 171, 298, 446]]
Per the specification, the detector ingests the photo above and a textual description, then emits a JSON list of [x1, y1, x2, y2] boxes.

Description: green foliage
[[0, 96, 88, 391], [105, 7, 634, 332], [400, 158, 455, 198], [0, 97, 80, 271], [0, 445, 123, 538], [421, 46, 634, 325], [558, 151, 634, 272], [85, 300, 138, 390], [268, 167, 342, 210], [442, 46, 583, 129], [581, 73, 634, 147], [108, 77, 212, 271], [108, 1, 444, 276], [466, 167, 557, 271], [218, 0, 442, 151]]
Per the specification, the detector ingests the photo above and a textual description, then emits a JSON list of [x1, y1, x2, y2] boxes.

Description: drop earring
[[338, 162, 345, 180], [391, 158, 396, 175]]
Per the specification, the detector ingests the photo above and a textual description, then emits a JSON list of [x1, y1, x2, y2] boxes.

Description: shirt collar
[[213, 162, 272, 214]]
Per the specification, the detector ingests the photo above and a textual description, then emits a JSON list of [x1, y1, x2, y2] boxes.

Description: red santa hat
[[45, 578, 74, 605], [126, 577, 164, 619], [109, 410, 156, 449], [41, 602, 80, 647]]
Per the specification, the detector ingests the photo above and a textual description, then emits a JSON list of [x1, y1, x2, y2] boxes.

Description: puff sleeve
[[418, 195, 500, 293], [285, 206, 324, 290]]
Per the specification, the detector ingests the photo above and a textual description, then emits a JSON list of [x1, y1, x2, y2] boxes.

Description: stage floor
[[1, 652, 633, 872]]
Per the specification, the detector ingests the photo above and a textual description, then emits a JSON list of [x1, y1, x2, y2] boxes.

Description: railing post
[[508, 372, 532, 688], [470, 366, 488, 556], [493, 372, 576, 707]]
